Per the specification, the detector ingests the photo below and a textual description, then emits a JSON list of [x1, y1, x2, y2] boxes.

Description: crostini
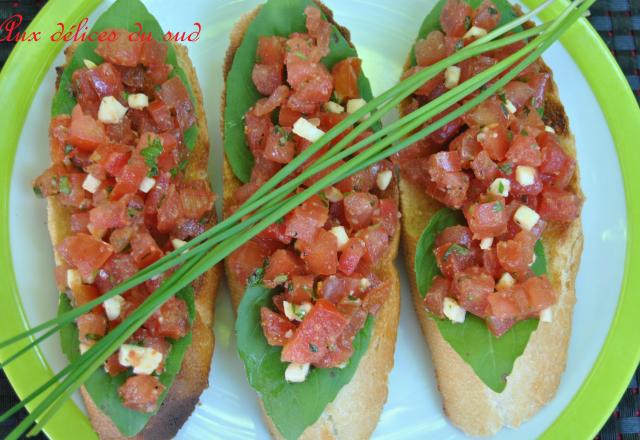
[[32, 1, 220, 438], [394, 0, 583, 435], [222, 0, 400, 438]]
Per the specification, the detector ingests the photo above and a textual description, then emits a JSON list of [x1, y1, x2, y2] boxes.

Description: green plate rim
[[0, 0, 637, 439]]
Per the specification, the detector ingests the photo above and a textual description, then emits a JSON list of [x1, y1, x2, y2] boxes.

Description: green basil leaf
[[414, 207, 548, 392], [51, 0, 198, 150], [409, 0, 520, 66], [236, 282, 373, 440], [58, 286, 196, 436], [223, 0, 377, 183]]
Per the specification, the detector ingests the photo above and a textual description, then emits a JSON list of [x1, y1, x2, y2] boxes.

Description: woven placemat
[[0, 0, 639, 439]]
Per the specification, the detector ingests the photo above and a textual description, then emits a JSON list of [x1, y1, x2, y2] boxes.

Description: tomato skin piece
[[264, 249, 305, 287], [68, 104, 107, 152], [302, 229, 338, 276], [261, 307, 295, 346], [130, 232, 163, 268], [465, 199, 509, 239], [58, 233, 113, 281], [119, 375, 165, 413], [338, 237, 366, 276], [452, 266, 494, 317], [424, 275, 450, 318], [331, 57, 362, 101], [281, 299, 349, 365], [96, 29, 143, 67], [440, 0, 474, 37], [415, 31, 447, 67], [538, 189, 582, 222]]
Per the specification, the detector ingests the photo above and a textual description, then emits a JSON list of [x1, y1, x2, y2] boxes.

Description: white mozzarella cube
[[346, 98, 367, 115], [83, 59, 97, 69], [127, 93, 149, 110], [330, 226, 349, 250], [98, 96, 128, 124], [479, 237, 493, 250], [285, 362, 310, 383], [82, 174, 101, 194], [463, 26, 487, 39], [505, 99, 517, 114], [444, 66, 461, 89], [488, 177, 510, 197], [171, 238, 188, 250], [66, 269, 82, 289], [119, 344, 163, 375], [496, 272, 516, 290], [443, 297, 466, 323], [540, 307, 553, 323], [323, 101, 344, 114], [293, 117, 325, 142], [139, 176, 156, 193], [515, 166, 536, 187], [513, 205, 540, 231], [103, 295, 125, 321], [376, 170, 393, 191]]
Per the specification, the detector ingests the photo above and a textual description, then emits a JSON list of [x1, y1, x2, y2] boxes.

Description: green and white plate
[[0, 0, 638, 438]]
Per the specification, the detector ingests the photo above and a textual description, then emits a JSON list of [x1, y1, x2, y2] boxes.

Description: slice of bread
[[221, 2, 400, 438], [47, 43, 221, 439], [398, 41, 584, 437]]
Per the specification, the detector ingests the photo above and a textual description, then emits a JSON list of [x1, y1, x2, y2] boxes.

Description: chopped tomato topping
[[119, 375, 164, 413], [332, 57, 362, 101]]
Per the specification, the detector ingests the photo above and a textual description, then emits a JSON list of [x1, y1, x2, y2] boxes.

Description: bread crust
[[398, 42, 584, 437], [47, 43, 221, 439], [221, 3, 400, 438]]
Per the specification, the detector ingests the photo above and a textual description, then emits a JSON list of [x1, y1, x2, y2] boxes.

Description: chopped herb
[[455, 40, 464, 51], [247, 267, 265, 287], [64, 144, 73, 155], [275, 217, 284, 224], [536, 106, 545, 118], [127, 207, 140, 217], [309, 343, 318, 353], [500, 103, 509, 117], [293, 50, 307, 60], [464, 15, 471, 30], [123, 91, 130, 100], [140, 137, 163, 177], [443, 243, 471, 261], [493, 201, 504, 212], [33, 186, 43, 198], [275, 126, 291, 146], [488, 6, 498, 15], [498, 92, 507, 103], [273, 274, 288, 285], [287, 282, 294, 292], [498, 181, 505, 194], [85, 334, 100, 341], [58, 176, 72, 195], [507, 131, 514, 141], [520, 129, 529, 136]]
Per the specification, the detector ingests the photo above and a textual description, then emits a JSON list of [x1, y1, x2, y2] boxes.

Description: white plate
[[8, 0, 627, 438]]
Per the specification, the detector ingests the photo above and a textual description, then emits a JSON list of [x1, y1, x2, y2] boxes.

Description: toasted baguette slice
[[47, 43, 221, 440], [398, 43, 584, 437], [221, 2, 400, 438]]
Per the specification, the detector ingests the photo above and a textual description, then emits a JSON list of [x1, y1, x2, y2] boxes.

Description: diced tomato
[[104, 353, 127, 377], [264, 249, 305, 287], [506, 135, 542, 166], [305, 5, 331, 56], [140, 38, 168, 67], [302, 229, 338, 276], [279, 105, 302, 128], [374, 198, 399, 236], [71, 68, 100, 116], [522, 276, 555, 312], [424, 276, 450, 318], [147, 100, 174, 132], [49, 115, 71, 163], [228, 240, 269, 285], [477, 125, 510, 161], [428, 151, 463, 183], [496, 230, 537, 275], [486, 316, 516, 337], [91, 143, 132, 177], [344, 192, 378, 231], [96, 29, 143, 67], [119, 375, 164, 413], [285, 195, 328, 242], [261, 307, 295, 346], [487, 286, 528, 319], [252, 63, 284, 96], [320, 275, 365, 304], [70, 212, 90, 234], [77, 312, 107, 344], [285, 275, 315, 304], [287, 63, 334, 113], [157, 76, 195, 131], [415, 31, 447, 67], [146, 64, 173, 85], [154, 184, 182, 232], [538, 189, 581, 222], [471, 150, 498, 182], [68, 104, 107, 152], [111, 155, 149, 199], [465, 199, 509, 239], [332, 57, 362, 101], [529, 73, 550, 108], [462, 96, 508, 128], [427, 170, 469, 209], [89, 198, 130, 230], [450, 128, 482, 167], [245, 109, 273, 156], [440, 0, 473, 37], [434, 240, 479, 278], [451, 266, 494, 317], [103, 253, 138, 285], [338, 237, 366, 276], [70, 283, 100, 309], [58, 233, 113, 281], [355, 225, 389, 264], [263, 125, 296, 164], [460, 56, 496, 82], [504, 81, 534, 110], [436, 225, 473, 248], [179, 180, 215, 220], [473, 0, 501, 31], [130, 232, 163, 268], [255, 85, 290, 117], [145, 297, 190, 340], [89, 62, 124, 100], [482, 245, 502, 278], [257, 36, 286, 65], [281, 299, 349, 364]]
